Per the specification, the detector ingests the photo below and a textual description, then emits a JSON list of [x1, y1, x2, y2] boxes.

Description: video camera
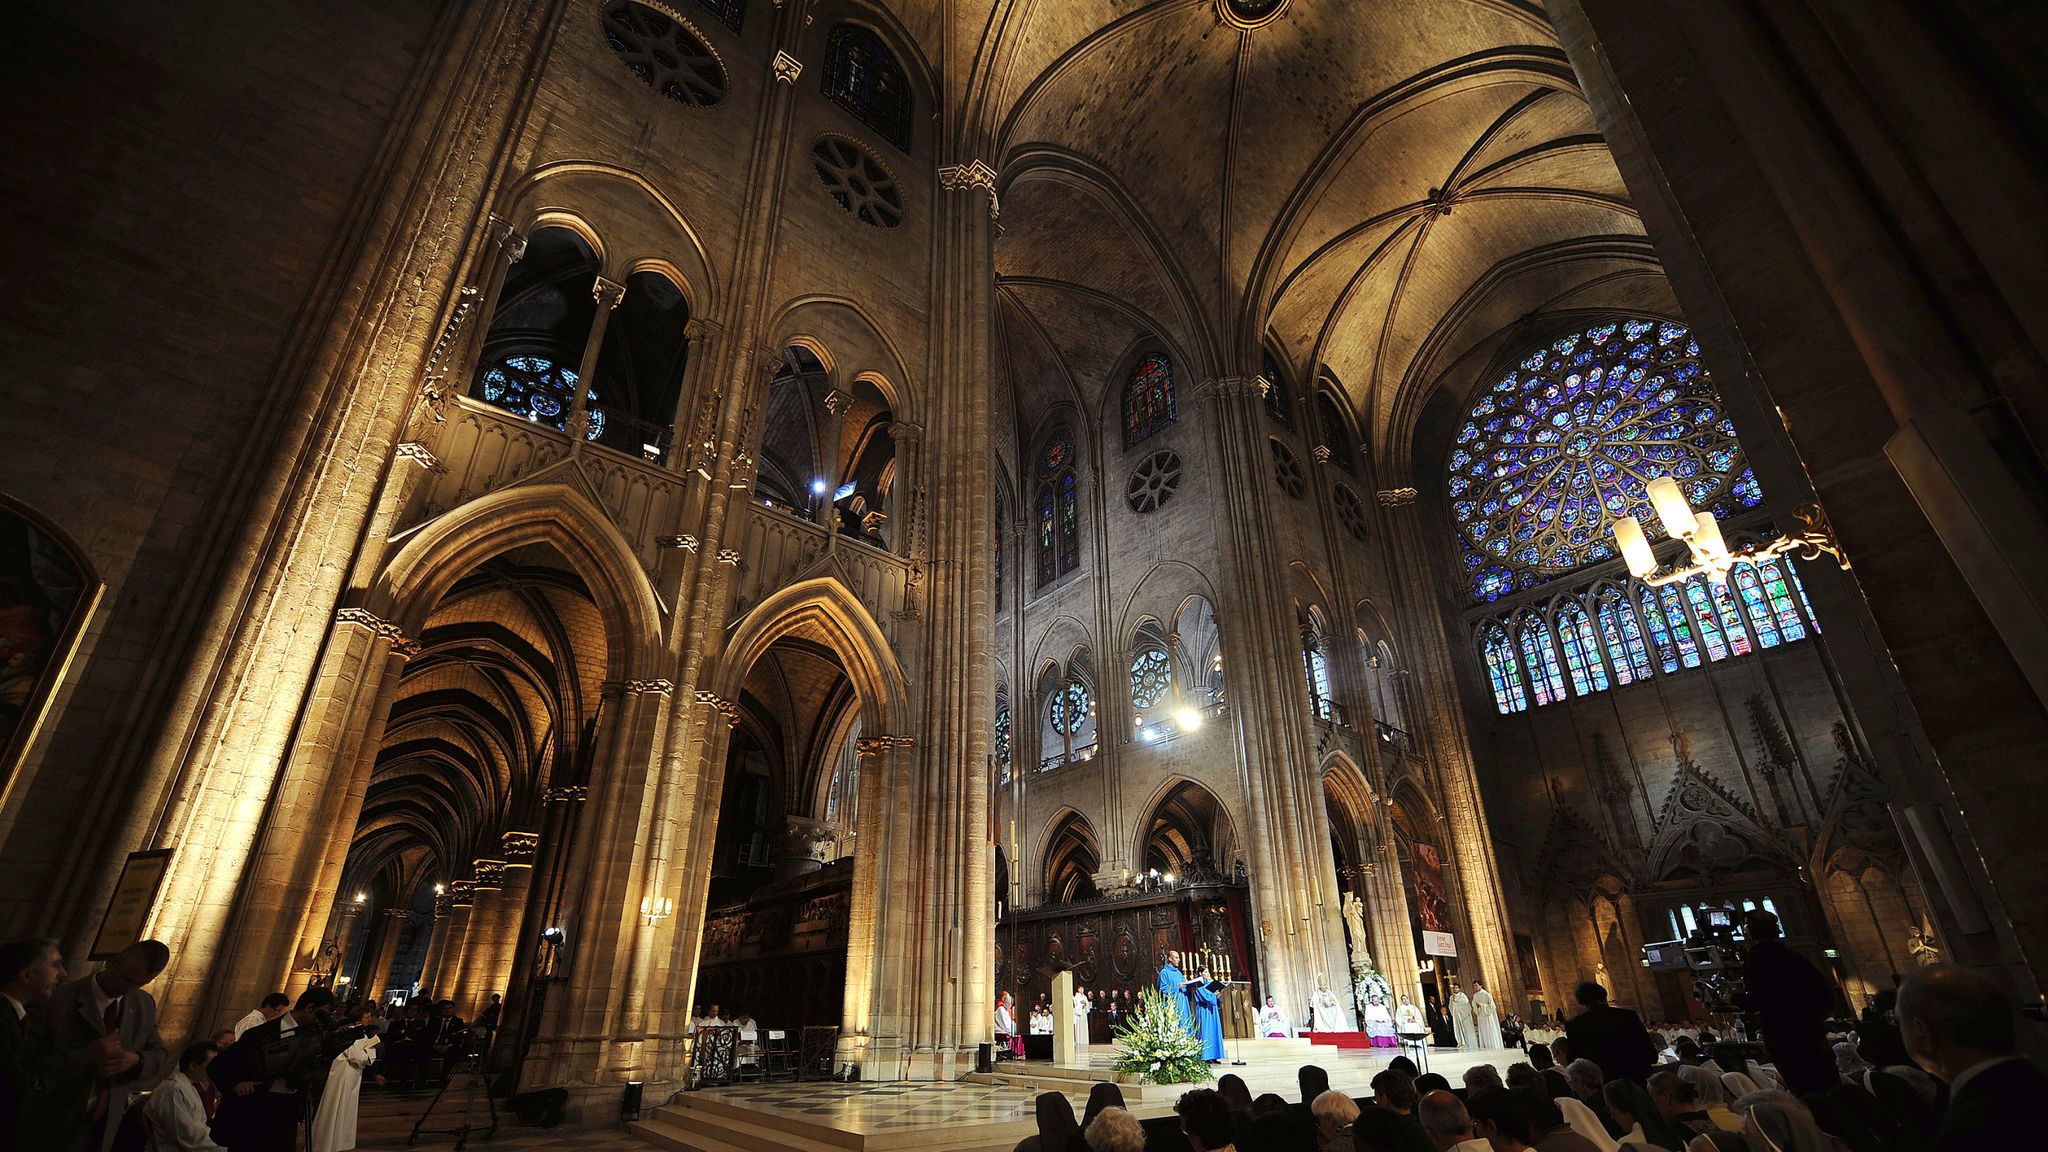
[[1642, 906, 1753, 1024]]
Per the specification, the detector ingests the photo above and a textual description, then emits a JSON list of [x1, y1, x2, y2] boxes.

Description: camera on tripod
[[1642, 905, 1751, 1019]]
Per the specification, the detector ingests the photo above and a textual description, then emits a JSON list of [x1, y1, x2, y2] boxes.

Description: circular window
[[812, 135, 903, 228], [1126, 450, 1183, 513], [1049, 682, 1091, 734], [600, 2, 727, 107], [1448, 319, 1760, 601], [1271, 439, 1305, 499], [1220, 0, 1290, 29], [1129, 649, 1173, 709], [1334, 484, 1369, 541]]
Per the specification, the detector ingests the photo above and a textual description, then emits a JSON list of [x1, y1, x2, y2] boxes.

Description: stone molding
[[1195, 375, 1259, 400], [395, 441, 446, 473], [657, 533, 700, 552], [543, 785, 588, 803], [1375, 487, 1419, 506], [938, 159, 1000, 220], [334, 608, 420, 659], [855, 734, 916, 756], [471, 858, 507, 890], [604, 678, 674, 696], [694, 690, 742, 725], [502, 829, 541, 863]]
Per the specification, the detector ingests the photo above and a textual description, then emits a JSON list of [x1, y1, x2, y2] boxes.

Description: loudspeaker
[[976, 1043, 993, 1074]]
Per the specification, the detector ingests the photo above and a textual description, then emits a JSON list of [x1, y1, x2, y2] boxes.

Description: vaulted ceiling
[[967, 0, 1675, 473]]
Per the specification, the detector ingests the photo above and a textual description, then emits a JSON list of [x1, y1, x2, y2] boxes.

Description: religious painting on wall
[[1410, 841, 1452, 936], [0, 495, 98, 794]]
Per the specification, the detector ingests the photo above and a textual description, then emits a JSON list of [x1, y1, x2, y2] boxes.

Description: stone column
[[564, 276, 626, 445], [415, 890, 452, 998], [473, 831, 539, 1016], [432, 883, 476, 1004], [101, 0, 573, 1042], [360, 907, 413, 999], [840, 734, 917, 1078]]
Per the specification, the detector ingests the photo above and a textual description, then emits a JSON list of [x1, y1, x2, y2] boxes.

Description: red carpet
[[1301, 1030, 1372, 1051]]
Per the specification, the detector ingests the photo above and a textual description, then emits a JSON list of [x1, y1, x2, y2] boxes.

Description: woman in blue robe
[[1190, 968, 1226, 1062]]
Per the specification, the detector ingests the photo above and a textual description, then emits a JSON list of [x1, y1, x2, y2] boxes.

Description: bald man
[[1898, 963, 2046, 1152], [1419, 1088, 1490, 1152]]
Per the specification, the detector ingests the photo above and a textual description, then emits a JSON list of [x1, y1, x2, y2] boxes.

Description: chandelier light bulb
[[1692, 510, 1727, 563], [1613, 515, 1657, 578], [1646, 476, 1696, 539]]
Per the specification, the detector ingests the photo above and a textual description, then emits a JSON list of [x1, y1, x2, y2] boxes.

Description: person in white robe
[[1073, 986, 1092, 1050], [1363, 995, 1398, 1048], [1449, 982, 1478, 1049], [1257, 995, 1293, 1038], [1029, 1000, 1054, 1034], [1394, 995, 1429, 1058], [143, 1042, 227, 1151], [309, 1021, 379, 1152], [1309, 973, 1349, 1032], [995, 993, 1023, 1058], [1471, 980, 1503, 1049]]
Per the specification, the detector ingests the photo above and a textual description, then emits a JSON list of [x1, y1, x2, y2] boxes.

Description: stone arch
[[712, 577, 911, 732], [1039, 807, 1102, 904], [1131, 776, 1237, 880], [506, 162, 721, 316], [369, 483, 664, 682], [763, 296, 919, 419]]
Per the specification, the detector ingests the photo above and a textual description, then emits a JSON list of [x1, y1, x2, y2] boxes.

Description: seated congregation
[[1011, 966, 2041, 1152]]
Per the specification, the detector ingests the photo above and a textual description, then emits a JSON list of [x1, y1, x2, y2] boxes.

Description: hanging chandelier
[[1612, 476, 1849, 586]]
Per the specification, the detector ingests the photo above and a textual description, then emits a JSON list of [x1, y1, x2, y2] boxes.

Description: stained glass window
[[1049, 682, 1091, 734], [1316, 393, 1357, 473], [1304, 638, 1334, 720], [1758, 559, 1809, 642], [1732, 565, 1783, 649], [995, 699, 1012, 779], [1556, 600, 1611, 696], [1482, 623, 1527, 714], [1517, 613, 1567, 705], [601, 2, 727, 107], [1130, 649, 1173, 709], [476, 355, 605, 441], [1652, 586, 1704, 670], [1683, 580, 1732, 661], [694, 0, 744, 31], [1449, 319, 1764, 601], [1705, 576, 1752, 656], [1787, 559, 1820, 632], [1596, 588, 1655, 684], [1123, 353, 1178, 447], [1261, 350, 1291, 426], [822, 25, 913, 153], [1036, 430, 1079, 588]]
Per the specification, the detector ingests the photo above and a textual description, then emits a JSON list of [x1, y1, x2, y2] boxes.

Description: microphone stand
[[1221, 980, 1248, 1067]]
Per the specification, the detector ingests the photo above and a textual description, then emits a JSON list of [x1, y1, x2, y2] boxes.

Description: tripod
[[410, 1042, 499, 1149]]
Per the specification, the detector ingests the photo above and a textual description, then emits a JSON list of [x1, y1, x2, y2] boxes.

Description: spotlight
[[433, 883, 445, 895], [811, 478, 829, 495], [1175, 707, 1202, 731]]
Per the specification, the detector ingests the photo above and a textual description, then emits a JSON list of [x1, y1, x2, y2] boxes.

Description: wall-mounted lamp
[[640, 895, 674, 925]]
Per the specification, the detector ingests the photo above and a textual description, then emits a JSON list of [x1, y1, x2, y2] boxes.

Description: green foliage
[[1110, 987, 1214, 1085]]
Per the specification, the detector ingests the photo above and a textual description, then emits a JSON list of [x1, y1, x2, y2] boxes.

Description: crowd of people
[[1010, 962, 2040, 1152], [0, 934, 497, 1152]]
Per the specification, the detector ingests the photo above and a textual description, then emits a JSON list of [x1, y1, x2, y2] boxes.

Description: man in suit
[[1562, 981, 1655, 1085], [0, 936, 69, 1151], [1739, 909, 1838, 1094], [1898, 962, 2046, 1152], [43, 939, 170, 1152]]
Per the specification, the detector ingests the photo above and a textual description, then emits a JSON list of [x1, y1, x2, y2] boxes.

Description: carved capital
[[448, 880, 476, 907], [502, 829, 541, 864], [384, 906, 413, 921], [716, 548, 742, 566], [822, 388, 853, 417], [938, 159, 1001, 220], [885, 420, 924, 443], [543, 785, 588, 804], [1195, 375, 1259, 400], [772, 50, 803, 84], [855, 734, 916, 757], [657, 533, 700, 552], [335, 608, 419, 658], [1311, 444, 1333, 465], [471, 858, 507, 890], [592, 276, 626, 310], [613, 678, 673, 696], [683, 316, 722, 342], [694, 689, 742, 725], [488, 214, 528, 262], [395, 441, 446, 473], [1375, 487, 1419, 507]]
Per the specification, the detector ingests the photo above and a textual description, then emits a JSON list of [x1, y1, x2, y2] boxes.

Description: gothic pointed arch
[[1042, 809, 1102, 903]]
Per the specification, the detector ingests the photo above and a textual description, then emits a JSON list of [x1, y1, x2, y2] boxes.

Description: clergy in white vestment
[[1471, 981, 1504, 1049], [309, 1026, 379, 1152], [1257, 995, 1293, 1038], [1449, 982, 1479, 1049], [1394, 995, 1429, 1057], [143, 1043, 228, 1151], [1309, 974, 1348, 1032], [1073, 986, 1092, 1050]]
